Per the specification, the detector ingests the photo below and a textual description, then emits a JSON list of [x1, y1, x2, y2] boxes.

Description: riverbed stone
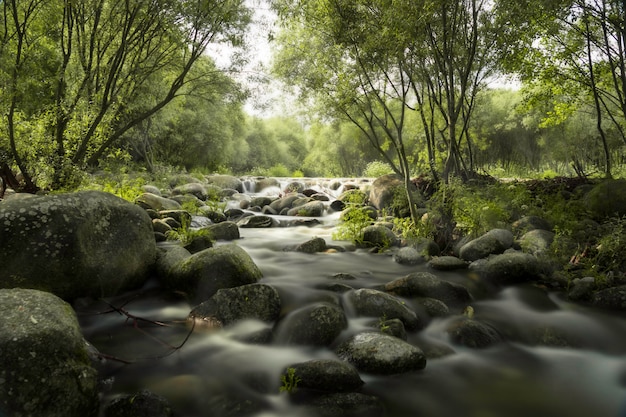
[[511, 215, 553, 236], [237, 214, 279, 228], [446, 317, 504, 348], [269, 194, 301, 213], [136, 192, 182, 211], [336, 332, 426, 374], [104, 390, 174, 417], [0, 288, 99, 417], [427, 256, 469, 271], [205, 174, 244, 193], [361, 224, 399, 248], [274, 302, 347, 346], [393, 246, 428, 265], [188, 284, 281, 327], [459, 228, 514, 261], [519, 229, 555, 255], [590, 285, 626, 310], [205, 221, 240, 240], [383, 272, 472, 307], [163, 243, 263, 302], [171, 182, 210, 200], [287, 200, 325, 217], [473, 251, 544, 285], [286, 359, 364, 392], [0, 190, 156, 300], [585, 179, 626, 220], [346, 288, 421, 330], [294, 237, 328, 253], [300, 392, 385, 417]]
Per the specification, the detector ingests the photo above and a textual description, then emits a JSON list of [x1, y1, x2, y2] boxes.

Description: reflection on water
[[80, 201, 626, 417]]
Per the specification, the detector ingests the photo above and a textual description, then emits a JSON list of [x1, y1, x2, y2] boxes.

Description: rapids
[[79, 178, 626, 417]]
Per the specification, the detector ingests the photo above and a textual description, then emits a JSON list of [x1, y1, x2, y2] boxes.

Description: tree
[[495, 0, 626, 178], [1, 0, 251, 189]]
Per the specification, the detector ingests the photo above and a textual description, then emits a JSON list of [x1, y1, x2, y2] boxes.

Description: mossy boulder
[[0, 191, 156, 300], [0, 289, 99, 417], [274, 302, 347, 346], [585, 179, 626, 220], [161, 243, 263, 303]]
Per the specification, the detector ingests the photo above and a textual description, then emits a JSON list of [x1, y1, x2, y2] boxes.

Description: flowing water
[[79, 179, 626, 417]]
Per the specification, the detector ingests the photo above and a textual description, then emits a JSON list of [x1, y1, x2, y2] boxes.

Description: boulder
[[519, 229, 555, 255], [188, 284, 281, 327], [287, 201, 325, 217], [585, 179, 626, 220], [590, 285, 626, 310], [171, 183, 208, 200], [383, 272, 472, 307], [0, 191, 156, 300], [294, 237, 328, 253], [361, 225, 399, 248], [205, 221, 240, 241], [104, 390, 173, 417], [346, 288, 421, 330], [237, 215, 280, 228], [427, 256, 469, 271], [0, 289, 99, 417], [446, 317, 503, 348], [269, 194, 301, 213], [136, 193, 182, 211], [162, 244, 263, 302], [336, 332, 426, 375], [274, 302, 347, 346], [368, 174, 422, 217], [459, 229, 514, 261], [511, 215, 553, 236], [300, 392, 384, 417], [473, 251, 544, 285], [205, 175, 244, 193], [255, 177, 280, 192], [285, 359, 363, 392], [393, 247, 427, 265]]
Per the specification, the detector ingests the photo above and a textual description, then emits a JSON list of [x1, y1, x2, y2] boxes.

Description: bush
[[363, 161, 394, 178]]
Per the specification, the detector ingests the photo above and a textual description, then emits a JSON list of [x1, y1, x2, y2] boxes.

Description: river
[[78, 178, 626, 417]]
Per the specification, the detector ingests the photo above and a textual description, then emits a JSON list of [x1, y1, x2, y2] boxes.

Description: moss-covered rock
[[0, 289, 99, 417], [0, 191, 156, 300], [585, 179, 626, 220]]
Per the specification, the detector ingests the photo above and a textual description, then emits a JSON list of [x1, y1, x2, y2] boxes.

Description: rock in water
[[336, 332, 426, 375], [164, 243, 263, 302], [0, 191, 156, 300], [0, 288, 99, 417]]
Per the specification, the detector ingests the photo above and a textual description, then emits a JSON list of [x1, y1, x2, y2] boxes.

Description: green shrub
[[332, 206, 373, 243], [363, 161, 394, 178]]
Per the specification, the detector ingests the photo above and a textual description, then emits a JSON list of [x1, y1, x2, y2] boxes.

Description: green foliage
[[279, 368, 301, 394], [81, 174, 146, 202], [267, 163, 291, 177], [332, 206, 373, 243], [591, 216, 626, 275], [392, 217, 437, 241], [166, 215, 212, 246], [364, 161, 394, 178]]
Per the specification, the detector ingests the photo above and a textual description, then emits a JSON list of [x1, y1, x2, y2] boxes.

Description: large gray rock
[[459, 229, 514, 261], [161, 243, 263, 302], [274, 302, 347, 346], [205, 221, 240, 241], [361, 225, 399, 248], [188, 284, 281, 327], [287, 200, 325, 217], [346, 288, 421, 330], [473, 251, 544, 285], [136, 192, 182, 211], [585, 179, 626, 220], [205, 175, 244, 193], [383, 272, 472, 307], [0, 191, 156, 300], [446, 317, 503, 348], [519, 229, 555, 255], [336, 332, 426, 375], [286, 359, 364, 392], [368, 174, 422, 217], [0, 289, 99, 417]]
